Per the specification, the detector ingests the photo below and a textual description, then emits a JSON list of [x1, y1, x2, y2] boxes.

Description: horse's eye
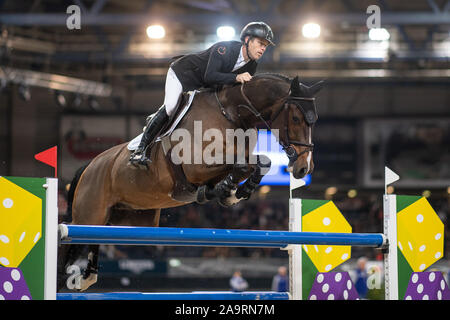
[[293, 116, 300, 123]]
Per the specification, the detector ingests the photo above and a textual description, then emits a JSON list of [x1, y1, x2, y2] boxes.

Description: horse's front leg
[[196, 164, 251, 206], [235, 154, 271, 200], [215, 163, 252, 207], [196, 155, 271, 207]]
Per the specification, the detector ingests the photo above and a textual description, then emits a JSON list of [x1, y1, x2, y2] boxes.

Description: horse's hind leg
[[79, 245, 99, 291], [77, 208, 161, 291], [108, 207, 161, 227], [57, 244, 86, 291], [71, 193, 110, 291]]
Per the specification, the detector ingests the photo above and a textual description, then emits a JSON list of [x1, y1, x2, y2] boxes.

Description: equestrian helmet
[[240, 22, 275, 46]]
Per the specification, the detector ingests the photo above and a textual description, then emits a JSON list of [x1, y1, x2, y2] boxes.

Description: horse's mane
[[252, 72, 292, 83], [199, 72, 291, 94]]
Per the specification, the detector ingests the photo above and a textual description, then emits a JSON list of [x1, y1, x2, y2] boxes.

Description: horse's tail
[[65, 162, 90, 223]]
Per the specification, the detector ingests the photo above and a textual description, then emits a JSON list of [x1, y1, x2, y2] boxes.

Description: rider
[[129, 21, 275, 168]]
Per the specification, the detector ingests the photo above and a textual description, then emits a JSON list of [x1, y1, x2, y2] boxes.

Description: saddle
[[127, 90, 197, 152], [126, 91, 200, 203]]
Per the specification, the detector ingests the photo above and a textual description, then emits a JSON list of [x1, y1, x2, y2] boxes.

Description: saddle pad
[[127, 90, 197, 151]]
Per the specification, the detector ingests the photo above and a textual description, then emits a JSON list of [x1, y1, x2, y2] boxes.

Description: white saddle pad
[[127, 90, 198, 151]]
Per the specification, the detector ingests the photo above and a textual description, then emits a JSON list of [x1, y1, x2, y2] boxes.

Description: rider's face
[[245, 37, 270, 60]]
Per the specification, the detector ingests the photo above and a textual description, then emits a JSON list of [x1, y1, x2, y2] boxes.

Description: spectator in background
[[229, 270, 248, 292], [354, 257, 369, 299], [271, 266, 288, 292]]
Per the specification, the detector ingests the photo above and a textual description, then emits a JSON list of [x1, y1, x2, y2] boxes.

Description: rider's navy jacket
[[170, 41, 257, 91]]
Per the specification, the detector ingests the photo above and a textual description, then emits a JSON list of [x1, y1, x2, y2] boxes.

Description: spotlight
[[216, 26, 235, 40], [347, 189, 357, 198], [18, 84, 31, 101], [325, 186, 338, 195], [422, 190, 431, 198], [259, 185, 271, 194], [302, 22, 321, 39], [369, 28, 390, 41], [54, 91, 67, 108], [146, 25, 165, 39]]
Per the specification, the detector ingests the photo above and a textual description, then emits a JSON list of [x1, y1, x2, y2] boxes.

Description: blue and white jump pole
[[58, 225, 386, 248]]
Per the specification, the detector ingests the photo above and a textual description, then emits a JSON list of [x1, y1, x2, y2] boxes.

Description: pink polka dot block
[[0, 267, 32, 300], [308, 272, 359, 300], [404, 272, 450, 300]]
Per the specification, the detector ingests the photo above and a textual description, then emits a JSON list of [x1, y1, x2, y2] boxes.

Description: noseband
[[270, 95, 316, 166], [217, 82, 317, 166]]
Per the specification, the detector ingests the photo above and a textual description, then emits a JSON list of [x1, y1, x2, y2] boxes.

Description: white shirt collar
[[232, 46, 248, 72]]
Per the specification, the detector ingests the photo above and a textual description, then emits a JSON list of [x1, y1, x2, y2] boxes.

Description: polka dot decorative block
[[302, 202, 352, 272], [0, 267, 32, 300], [397, 197, 444, 272], [404, 272, 450, 300], [0, 177, 42, 268], [308, 272, 359, 300]]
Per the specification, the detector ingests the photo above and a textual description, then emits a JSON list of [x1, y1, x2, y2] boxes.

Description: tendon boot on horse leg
[[208, 164, 253, 207], [57, 244, 86, 291], [129, 105, 169, 169], [195, 165, 249, 206], [236, 154, 271, 200], [76, 245, 99, 291]]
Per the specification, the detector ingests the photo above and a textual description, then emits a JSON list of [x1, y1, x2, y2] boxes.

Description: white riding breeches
[[163, 68, 184, 117]]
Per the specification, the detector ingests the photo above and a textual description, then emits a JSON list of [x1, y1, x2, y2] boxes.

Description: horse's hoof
[[218, 190, 241, 207], [76, 273, 98, 292]]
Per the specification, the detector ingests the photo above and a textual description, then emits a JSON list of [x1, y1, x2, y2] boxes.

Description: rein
[[214, 82, 316, 165], [235, 82, 316, 165]]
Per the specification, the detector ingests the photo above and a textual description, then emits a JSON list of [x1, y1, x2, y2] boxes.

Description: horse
[[57, 73, 324, 291]]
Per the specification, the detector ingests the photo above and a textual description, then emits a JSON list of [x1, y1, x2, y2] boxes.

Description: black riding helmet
[[240, 22, 275, 46]]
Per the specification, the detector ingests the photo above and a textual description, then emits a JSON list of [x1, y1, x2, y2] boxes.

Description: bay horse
[[58, 74, 324, 291]]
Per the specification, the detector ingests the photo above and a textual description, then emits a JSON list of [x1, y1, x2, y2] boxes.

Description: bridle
[[215, 82, 317, 166]]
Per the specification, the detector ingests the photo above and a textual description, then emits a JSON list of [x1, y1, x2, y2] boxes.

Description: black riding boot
[[129, 106, 169, 168]]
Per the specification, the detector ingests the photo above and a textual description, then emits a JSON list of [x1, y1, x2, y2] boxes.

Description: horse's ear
[[309, 80, 325, 96], [290, 76, 301, 96]]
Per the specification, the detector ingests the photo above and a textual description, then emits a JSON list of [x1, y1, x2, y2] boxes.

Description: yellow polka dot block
[[397, 197, 444, 272], [0, 177, 42, 267], [302, 201, 352, 272]]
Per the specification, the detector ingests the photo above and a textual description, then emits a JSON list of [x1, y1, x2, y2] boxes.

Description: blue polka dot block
[[308, 272, 359, 300], [404, 272, 450, 300]]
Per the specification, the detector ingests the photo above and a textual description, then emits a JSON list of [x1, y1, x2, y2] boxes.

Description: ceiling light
[[302, 22, 321, 39], [422, 190, 431, 198], [368, 28, 390, 41], [347, 189, 357, 198], [325, 186, 338, 195], [54, 91, 67, 108], [217, 26, 235, 40], [146, 25, 165, 39]]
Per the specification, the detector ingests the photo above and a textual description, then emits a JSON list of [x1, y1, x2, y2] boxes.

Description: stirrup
[[129, 148, 151, 169]]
